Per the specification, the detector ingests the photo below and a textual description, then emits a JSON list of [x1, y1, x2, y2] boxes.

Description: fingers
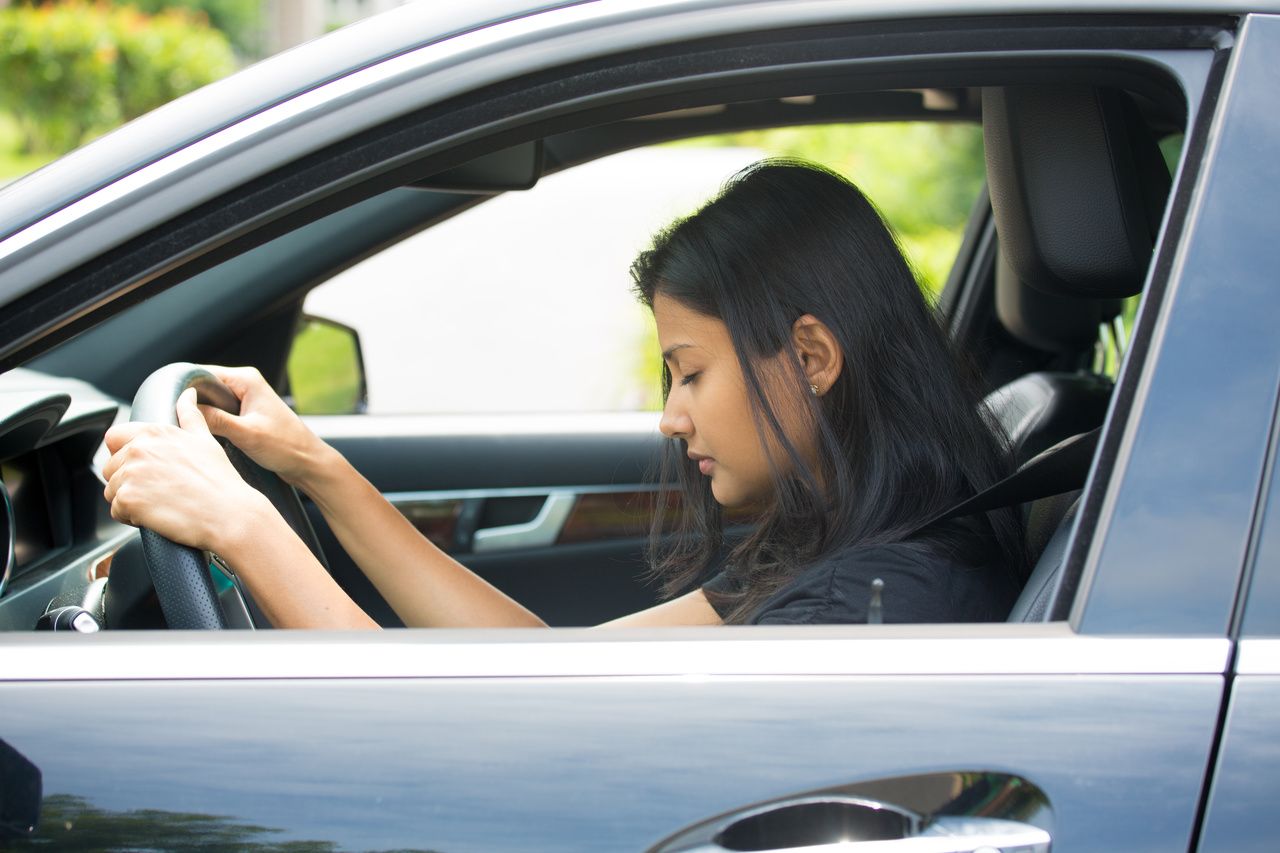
[[205, 364, 267, 399], [104, 421, 147, 454], [198, 403, 239, 439], [102, 422, 165, 499], [176, 388, 211, 435]]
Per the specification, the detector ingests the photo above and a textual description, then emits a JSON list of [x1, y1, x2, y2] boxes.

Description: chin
[[710, 481, 763, 513]]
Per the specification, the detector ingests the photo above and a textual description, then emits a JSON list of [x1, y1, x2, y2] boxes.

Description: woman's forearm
[[292, 444, 547, 628], [220, 493, 378, 629]]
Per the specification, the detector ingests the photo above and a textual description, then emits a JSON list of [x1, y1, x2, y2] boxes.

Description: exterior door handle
[[653, 795, 1050, 853], [472, 491, 576, 552]]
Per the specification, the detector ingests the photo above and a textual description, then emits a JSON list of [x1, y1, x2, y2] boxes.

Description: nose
[[659, 393, 692, 439]]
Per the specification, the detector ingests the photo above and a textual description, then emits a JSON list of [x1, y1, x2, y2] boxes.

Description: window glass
[[299, 124, 984, 415]]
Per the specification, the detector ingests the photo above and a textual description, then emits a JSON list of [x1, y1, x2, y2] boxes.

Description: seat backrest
[[1007, 497, 1080, 622], [981, 85, 1173, 622], [984, 371, 1111, 466]]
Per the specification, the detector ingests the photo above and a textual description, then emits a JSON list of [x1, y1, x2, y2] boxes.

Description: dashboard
[[0, 369, 133, 630]]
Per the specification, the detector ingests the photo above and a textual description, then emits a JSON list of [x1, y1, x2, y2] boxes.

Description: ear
[[791, 314, 844, 396]]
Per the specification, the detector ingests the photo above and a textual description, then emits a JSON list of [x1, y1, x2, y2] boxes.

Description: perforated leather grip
[[140, 528, 226, 630], [131, 363, 235, 630]]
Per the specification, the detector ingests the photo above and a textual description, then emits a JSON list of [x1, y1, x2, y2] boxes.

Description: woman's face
[[654, 293, 807, 509]]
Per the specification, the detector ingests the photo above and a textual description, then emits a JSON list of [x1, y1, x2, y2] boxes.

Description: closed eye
[[679, 371, 701, 387]]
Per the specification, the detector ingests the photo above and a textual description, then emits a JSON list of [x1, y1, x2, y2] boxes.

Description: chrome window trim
[[0, 624, 1229, 681], [1234, 638, 1280, 675], [385, 482, 662, 505], [305, 411, 662, 439], [0, 0, 1230, 305]]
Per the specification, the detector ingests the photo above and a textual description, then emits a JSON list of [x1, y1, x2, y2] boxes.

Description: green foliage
[[123, 0, 263, 57], [0, 3, 236, 155], [0, 5, 120, 153], [670, 122, 986, 293], [112, 6, 238, 121], [0, 113, 56, 182]]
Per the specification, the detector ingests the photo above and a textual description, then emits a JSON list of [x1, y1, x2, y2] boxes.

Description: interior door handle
[[472, 491, 576, 553], [653, 795, 1050, 853]]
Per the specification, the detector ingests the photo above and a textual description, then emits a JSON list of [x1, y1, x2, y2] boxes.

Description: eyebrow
[[661, 343, 693, 362]]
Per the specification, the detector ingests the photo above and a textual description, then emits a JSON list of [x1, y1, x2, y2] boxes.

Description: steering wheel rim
[[129, 363, 329, 629]]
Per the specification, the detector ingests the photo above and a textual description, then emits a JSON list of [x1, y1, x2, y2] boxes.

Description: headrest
[[983, 86, 1171, 299], [995, 251, 1121, 353]]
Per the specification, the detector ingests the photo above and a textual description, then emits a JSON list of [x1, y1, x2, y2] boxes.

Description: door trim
[[0, 624, 1229, 681]]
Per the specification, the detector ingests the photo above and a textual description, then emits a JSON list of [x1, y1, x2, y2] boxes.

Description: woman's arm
[[107, 374, 544, 628], [106, 367, 711, 629], [103, 388, 377, 629], [596, 588, 722, 627], [292, 443, 545, 628]]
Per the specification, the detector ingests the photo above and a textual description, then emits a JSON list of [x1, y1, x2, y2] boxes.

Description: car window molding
[[0, 624, 1230, 681], [0, 12, 1225, 369], [1069, 17, 1280, 636]]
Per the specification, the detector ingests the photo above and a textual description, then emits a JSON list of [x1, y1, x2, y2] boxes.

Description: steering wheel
[[129, 363, 329, 629]]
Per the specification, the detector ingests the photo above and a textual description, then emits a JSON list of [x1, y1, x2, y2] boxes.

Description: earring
[[809, 383, 820, 396]]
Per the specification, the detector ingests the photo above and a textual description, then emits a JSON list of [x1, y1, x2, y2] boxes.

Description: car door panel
[[309, 417, 668, 625], [1196, 642, 1280, 853], [0, 631, 1226, 852]]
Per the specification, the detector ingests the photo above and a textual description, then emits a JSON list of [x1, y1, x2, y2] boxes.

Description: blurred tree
[[10, 0, 262, 56], [123, 0, 263, 57], [0, 2, 236, 154]]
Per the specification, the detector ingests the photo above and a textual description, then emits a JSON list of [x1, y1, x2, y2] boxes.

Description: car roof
[[0, 0, 581, 241], [1, 0, 1275, 245]]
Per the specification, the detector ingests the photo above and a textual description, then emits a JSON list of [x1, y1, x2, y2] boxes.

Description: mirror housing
[[284, 314, 368, 415]]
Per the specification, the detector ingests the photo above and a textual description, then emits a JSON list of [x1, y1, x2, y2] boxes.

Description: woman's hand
[[195, 365, 333, 490], [103, 388, 273, 554]]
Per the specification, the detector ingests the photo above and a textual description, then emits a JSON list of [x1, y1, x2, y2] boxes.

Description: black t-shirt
[[702, 541, 1019, 625]]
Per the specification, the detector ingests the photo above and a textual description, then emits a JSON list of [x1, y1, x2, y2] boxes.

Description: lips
[[688, 451, 715, 476]]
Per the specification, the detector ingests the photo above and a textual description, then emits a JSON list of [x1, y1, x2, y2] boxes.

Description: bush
[[0, 3, 236, 155], [112, 6, 238, 122], [124, 0, 262, 58], [0, 5, 120, 153]]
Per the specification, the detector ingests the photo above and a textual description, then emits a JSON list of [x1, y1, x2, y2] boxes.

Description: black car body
[[1, 1, 1278, 850]]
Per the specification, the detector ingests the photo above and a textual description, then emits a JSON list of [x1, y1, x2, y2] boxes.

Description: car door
[[2, 4, 1275, 852]]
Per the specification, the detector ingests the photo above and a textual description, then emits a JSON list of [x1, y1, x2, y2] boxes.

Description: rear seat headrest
[[983, 86, 1171, 299]]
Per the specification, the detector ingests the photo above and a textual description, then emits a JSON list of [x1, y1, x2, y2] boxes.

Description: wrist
[[214, 488, 280, 567], [286, 435, 342, 494]]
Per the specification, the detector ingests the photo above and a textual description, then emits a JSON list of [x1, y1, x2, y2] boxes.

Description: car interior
[[0, 20, 1198, 632]]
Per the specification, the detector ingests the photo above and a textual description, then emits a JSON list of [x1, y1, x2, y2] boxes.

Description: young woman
[[102, 160, 1025, 629]]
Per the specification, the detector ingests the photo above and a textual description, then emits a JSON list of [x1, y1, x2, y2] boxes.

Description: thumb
[[197, 402, 239, 439], [176, 387, 211, 435]]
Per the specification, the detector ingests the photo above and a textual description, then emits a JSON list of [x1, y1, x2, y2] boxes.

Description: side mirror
[[284, 314, 368, 415]]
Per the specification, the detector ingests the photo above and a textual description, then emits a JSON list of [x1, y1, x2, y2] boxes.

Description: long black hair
[[631, 160, 1025, 623]]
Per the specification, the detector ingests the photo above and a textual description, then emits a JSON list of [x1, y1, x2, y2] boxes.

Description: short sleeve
[[701, 571, 745, 620]]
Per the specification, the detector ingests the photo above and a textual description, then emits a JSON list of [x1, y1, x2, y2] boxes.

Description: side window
[[289, 124, 985, 415]]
